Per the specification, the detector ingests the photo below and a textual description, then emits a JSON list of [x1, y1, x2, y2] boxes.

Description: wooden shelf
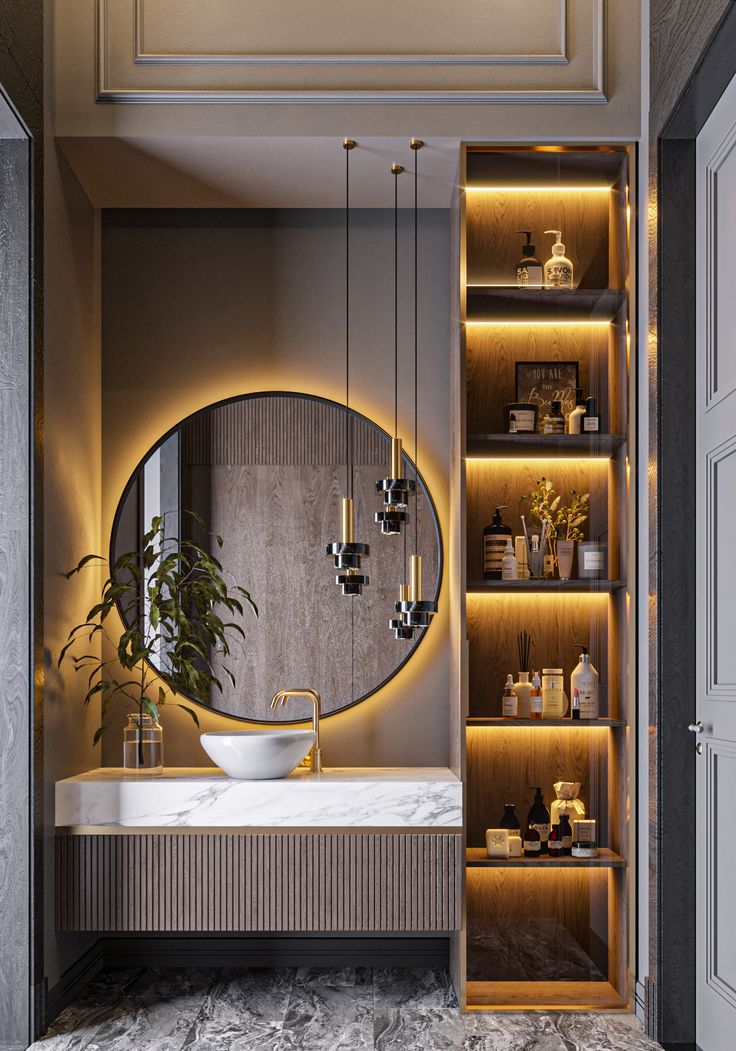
[[467, 579, 625, 594], [466, 980, 627, 1011], [466, 433, 626, 458], [466, 847, 626, 869], [466, 287, 626, 322], [467, 717, 626, 728]]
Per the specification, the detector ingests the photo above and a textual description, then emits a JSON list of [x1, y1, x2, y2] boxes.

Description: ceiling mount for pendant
[[326, 137, 369, 597]]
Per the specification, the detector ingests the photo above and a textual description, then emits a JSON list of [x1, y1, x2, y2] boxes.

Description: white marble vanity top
[[55, 767, 463, 830]]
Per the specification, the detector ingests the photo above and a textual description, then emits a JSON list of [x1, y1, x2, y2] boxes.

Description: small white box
[[508, 834, 522, 857], [485, 828, 510, 857]]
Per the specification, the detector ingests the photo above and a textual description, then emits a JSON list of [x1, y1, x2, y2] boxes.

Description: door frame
[[658, 5, 736, 1048]]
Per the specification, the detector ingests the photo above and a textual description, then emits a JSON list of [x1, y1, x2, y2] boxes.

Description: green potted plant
[[59, 512, 257, 773], [523, 477, 590, 579]]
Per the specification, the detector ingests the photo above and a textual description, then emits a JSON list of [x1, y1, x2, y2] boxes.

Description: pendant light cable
[[394, 166, 399, 437], [413, 141, 419, 555], [345, 141, 352, 498]]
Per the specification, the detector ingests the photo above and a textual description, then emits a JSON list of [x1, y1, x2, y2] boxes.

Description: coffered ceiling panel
[[97, 0, 606, 103]]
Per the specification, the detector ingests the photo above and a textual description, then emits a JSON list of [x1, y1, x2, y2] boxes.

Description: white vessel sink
[[200, 729, 316, 780]]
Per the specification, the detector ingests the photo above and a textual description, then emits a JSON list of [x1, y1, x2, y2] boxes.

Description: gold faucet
[[270, 688, 323, 773]]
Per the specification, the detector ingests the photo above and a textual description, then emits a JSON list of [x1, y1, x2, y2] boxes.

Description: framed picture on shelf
[[515, 361, 579, 422]]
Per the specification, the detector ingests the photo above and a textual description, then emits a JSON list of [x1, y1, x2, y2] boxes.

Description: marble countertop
[[55, 767, 463, 830]]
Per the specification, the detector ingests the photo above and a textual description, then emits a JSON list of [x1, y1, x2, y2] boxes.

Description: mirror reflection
[[111, 393, 441, 722]]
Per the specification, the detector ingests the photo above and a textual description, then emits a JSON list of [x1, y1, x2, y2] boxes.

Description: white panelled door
[[696, 69, 736, 1051]]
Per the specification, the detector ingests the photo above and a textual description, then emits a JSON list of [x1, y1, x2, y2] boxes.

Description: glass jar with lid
[[541, 668, 568, 720]]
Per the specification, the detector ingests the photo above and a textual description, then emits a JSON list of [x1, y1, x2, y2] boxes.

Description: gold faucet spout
[[270, 689, 323, 772]]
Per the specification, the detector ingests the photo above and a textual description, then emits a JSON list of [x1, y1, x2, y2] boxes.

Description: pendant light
[[326, 138, 370, 597], [375, 163, 415, 537], [395, 138, 438, 631]]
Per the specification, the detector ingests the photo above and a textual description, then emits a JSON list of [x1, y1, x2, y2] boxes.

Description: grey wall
[[101, 208, 451, 768], [42, 146, 102, 992]]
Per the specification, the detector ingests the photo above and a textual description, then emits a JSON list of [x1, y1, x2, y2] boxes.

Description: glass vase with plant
[[59, 512, 257, 771], [522, 477, 590, 579]]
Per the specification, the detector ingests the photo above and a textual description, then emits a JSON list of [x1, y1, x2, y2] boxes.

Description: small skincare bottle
[[583, 396, 600, 432], [547, 824, 563, 858], [567, 389, 587, 434], [513, 671, 532, 718], [543, 401, 565, 435], [501, 540, 518, 581], [543, 230, 574, 289], [529, 672, 543, 720], [500, 676, 517, 718], [523, 824, 541, 857], [502, 674, 518, 718]]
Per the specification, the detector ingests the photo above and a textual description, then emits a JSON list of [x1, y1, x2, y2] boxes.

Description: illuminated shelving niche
[[452, 146, 636, 1012]]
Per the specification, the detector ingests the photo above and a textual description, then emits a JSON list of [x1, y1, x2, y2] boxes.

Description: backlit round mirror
[[111, 392, 442, 722]]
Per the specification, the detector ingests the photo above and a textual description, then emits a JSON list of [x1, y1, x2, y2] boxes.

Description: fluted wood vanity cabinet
[[451, 144, 637, 1011], [56, 832, 462, 933], [55, 768, 463, 934]]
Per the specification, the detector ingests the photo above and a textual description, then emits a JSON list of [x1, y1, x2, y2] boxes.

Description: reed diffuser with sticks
[[513, 630, 534, 718]]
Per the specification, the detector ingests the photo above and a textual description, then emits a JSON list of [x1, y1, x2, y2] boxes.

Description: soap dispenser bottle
[[543, 230, 574, 289], [516, 231, 543, 288], [483, 507, 512, 580], [570, 645, 600, 719]]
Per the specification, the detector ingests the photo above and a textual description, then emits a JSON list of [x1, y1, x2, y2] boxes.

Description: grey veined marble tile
[[295, 966, 372, 988], [28, 969, 144, 1051], [463, 1013, 567, 1051], [280, 983, 374, 1049], [83, 969, 214, 1051], [375, 1008, 467, 1050], [553, 1013, 663, 1050], [373, 967, 458, 1009], [180, 968, 294, 1050]]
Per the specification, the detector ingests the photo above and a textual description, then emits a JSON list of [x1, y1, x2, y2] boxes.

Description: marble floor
[[30, 967, 664, 1051]]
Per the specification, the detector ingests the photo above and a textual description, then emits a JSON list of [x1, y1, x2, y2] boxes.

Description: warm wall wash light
[[376, 162, 415, 538], [326, 138, 370, 597], [394, 137, 438, 636]]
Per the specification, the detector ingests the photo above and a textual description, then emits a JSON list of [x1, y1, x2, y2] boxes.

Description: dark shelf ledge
[[467, 579, 626, 594], [467, 717, 626, 728], [466, 433, 626, 459], [466, 847, 626, 869], [466, 286, 626, 322]]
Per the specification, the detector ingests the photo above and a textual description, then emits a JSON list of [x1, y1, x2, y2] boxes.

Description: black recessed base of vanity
[[100, 933, 450, 970]]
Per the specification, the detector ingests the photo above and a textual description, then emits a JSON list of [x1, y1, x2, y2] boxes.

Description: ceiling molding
[[96, 0, 606, 105]]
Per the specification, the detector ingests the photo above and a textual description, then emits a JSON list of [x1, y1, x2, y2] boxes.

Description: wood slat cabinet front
[[56, 832, 463, 933]]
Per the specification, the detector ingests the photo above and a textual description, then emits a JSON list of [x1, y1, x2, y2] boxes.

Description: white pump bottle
[[543, 230, 574, 289]]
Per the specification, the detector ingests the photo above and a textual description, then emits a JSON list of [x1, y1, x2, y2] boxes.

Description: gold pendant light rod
[[326, 138, 370, 597]]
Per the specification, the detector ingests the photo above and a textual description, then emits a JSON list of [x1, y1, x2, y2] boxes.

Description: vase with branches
[[59, 511, 257, 771], [522, 477, 590, 578]]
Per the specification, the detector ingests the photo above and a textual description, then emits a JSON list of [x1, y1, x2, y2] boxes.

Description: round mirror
[[111, 392, 442, 722]]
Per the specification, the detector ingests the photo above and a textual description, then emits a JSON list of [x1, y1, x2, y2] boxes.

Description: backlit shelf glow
[[465, 185, 612, 193], [464, 319, 611, 327], [465, 456, 612, 463]]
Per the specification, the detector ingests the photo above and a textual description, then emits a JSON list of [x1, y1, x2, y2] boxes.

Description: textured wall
[[101, 208, 451, 769]]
